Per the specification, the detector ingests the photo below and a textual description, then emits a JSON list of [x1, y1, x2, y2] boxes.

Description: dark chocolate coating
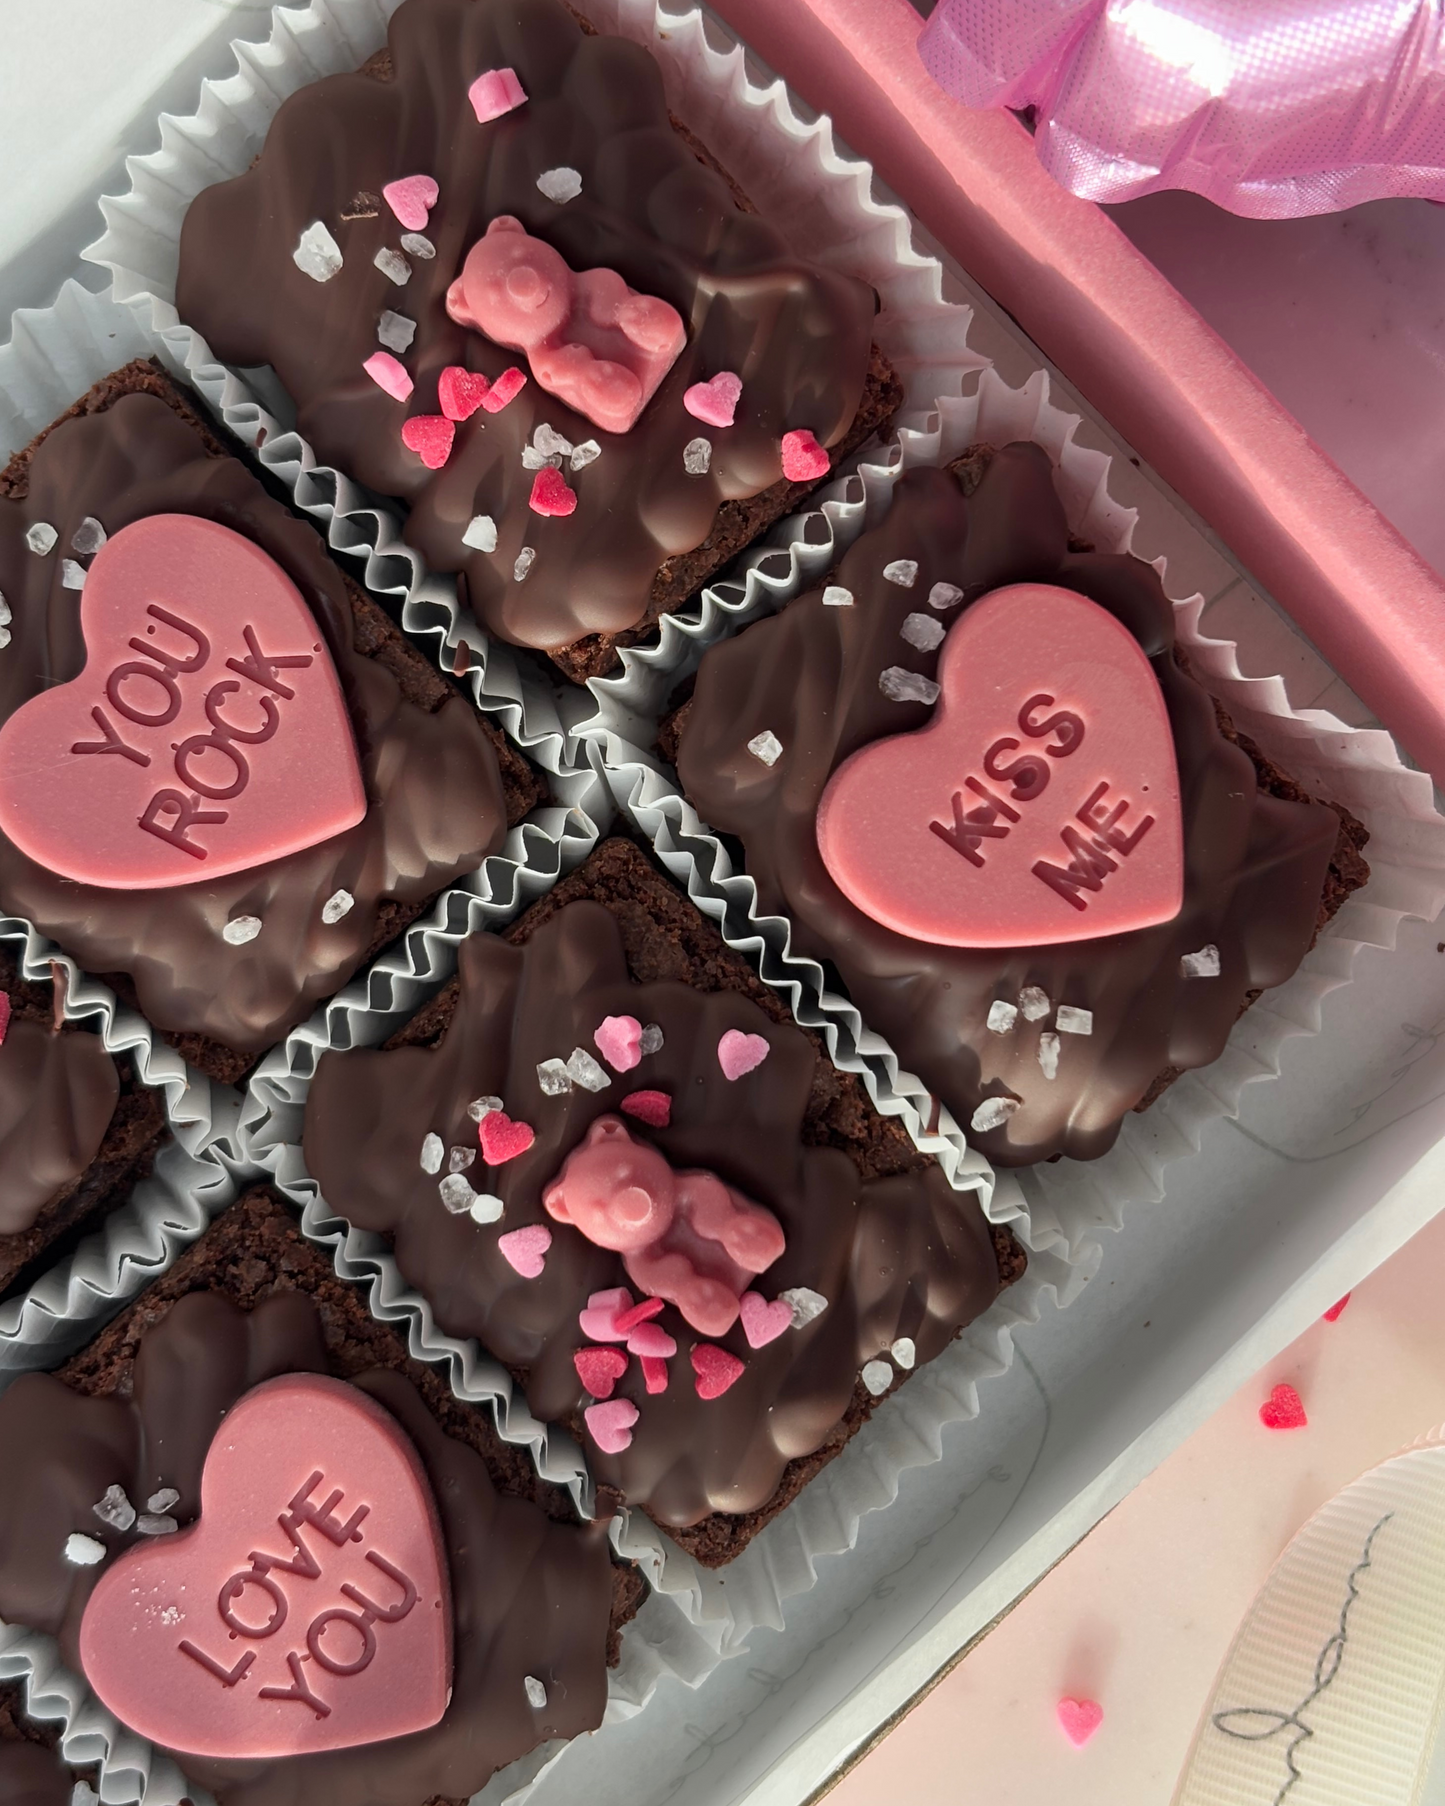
[[0, 393, 506, 1054], [0, 1744, 70, 1806], [0, 1290, 612, 1806], [0, 1020, 119, 1235], [175, 0, 876, 653], [677, 452, 1342, 1164], [302, 900, 1001, 1528]]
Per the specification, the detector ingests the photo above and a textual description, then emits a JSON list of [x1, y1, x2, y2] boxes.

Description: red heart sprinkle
[[401, 414, 455, 469], [691, 1343, 745, 1400], [437, 366, 491, 421], [641, 1356, 669, 1394], [478, 1110, 535, 1165], [612, 1296, 665, 1335], [529, 466, 577, 517], [1323, 1293, 1351, 1322], [621, 1089, 671, 1128], [574, 1345, 629, 1399], [1057, 1698, 1103, 1747], [1259, 1382, 1307, 1430], [481, 367, 527, 413], [780, 428, 830, 483]]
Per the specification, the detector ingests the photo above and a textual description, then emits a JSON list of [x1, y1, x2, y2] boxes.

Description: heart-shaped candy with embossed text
[[0, 515, 366, 889], [816, 583, 1182, 948], [78, 1372, 451, 1760]]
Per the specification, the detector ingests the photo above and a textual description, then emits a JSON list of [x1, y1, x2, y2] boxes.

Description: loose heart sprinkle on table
[[1259, 1382, 1308, 1430], [1056, 1698, 1103, 1747]]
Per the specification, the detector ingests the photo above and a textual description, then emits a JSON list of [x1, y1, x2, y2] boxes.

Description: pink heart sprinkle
[[574, 1345, 629, 1399], [481, 367, 527, 413], [0, 992, 10, 1047], [621, 1089, 671, 1128], [578, 1287, 634, 1343], [363, 350, 414, 402], [469, 66, 527, 125], [1323, 1293, 1351, 1322], [691, 1343, 745, 1400], [497, 1224, 552, 1278], [780, 428, 830, 483], [529, 466, 577, 517], [612, 1296, 664, 1336], [584, 1397, 638, 1454], [401, 414, 455, 469], [479, 1109, 535, 1165], [1056, 1699, 1103, 1748], [738, 1291, 792, 1349], [1259, 1382, 1308, 1431], [717, 1029, 770, 1081], [627, 1321, 677, 1359], [683, 371, 742, 429], [594, 1014, 643, 1073], [438, 365, 491, 422], [382, 173, 439, 231], [641, 1356, 669, 1395]]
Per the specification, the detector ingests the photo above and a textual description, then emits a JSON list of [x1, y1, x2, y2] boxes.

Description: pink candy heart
[[691, 1343, 745, 1400], [479, 1110, 535, 1165], [578, 1286, 634, 1343], [641, 1356, 669, 1395], [621, 1089, 671, 1128], [683, 371, 742, 429], [363, 351, 413, 402], [584, 1398, 639, 1454], [437, 366, 491, 422], [738, 1291, 792, 1349], [382, 174, 439, 232], [481, 367, 527, 413], [717, 1029, 770, 1081], [468, 67, 527, 125], [496, 1224, 552, 1278], [1056, 1698, 1103, 1748], [612, 1296, 664, 1335], [594, 1014, 643, 1073], [400, 414, 455, 470], [529, 466, 577, 518], [574, 1345, 628, 1399], [780, 428, 830, 483], [626, 1321, 677, 1359], [1259, 1382, 1308, 1431]]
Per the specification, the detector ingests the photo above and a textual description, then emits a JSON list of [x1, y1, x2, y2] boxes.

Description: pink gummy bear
[[445, 216, 686, 435], [541, 1115, 785, 1337]]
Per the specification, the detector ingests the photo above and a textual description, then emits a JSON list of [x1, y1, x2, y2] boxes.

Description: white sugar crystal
[[1056, 1004, 1094, 1036], [747, 729, 783, 766], [639, 1022, 664, 1056], [294, 220, 343, 282], [0, 593, 10, 624], [570, 439, 601, 471], [970, 1096, 1020, 1133], [900, 611, 944, 651], [420, 1132, 444, 1174], [522, 445, 563, 471], [534, 423, 574, 459], [1181, 944, 1221, 979], [536, 166, 583, 204], [463, 513, 499, 552], [986, 999, 1018, 1035], [890, 1336, 916, 1370], [781, 1286, 828, 1328], [400, 231, 435, 260], [537, 1058, 573, 1096], [1018, 984, 1051, 1021], [927, 580, 963, 611], [524, 1675, 548, 1710], [448, 1145, 477, 1173], [822, 585, 854, 607], [0, 626, 11, 651], [373, 245, 412, 286], [71, 516, 106, 555], [514, 545, 536, 582], [469, 1192, 505, 1224], [879, 666, 940, 705], [222, 916, 262, 946], [60, 559, 87, 590], [377, 309, 417, 352], [683, 436, 712, 476], [64, 1533, 106, 1566], [136, 1513, 177, 1537], [883, 558, 918, 587], [147, 1487, 180, 1514], [321, 888, 354, 925], [93, 1484, 135, 1532], [25, 521, 57, 555], [1037, 1031, 1061, 1081], [861, 1359, 893, 1397], [467, 1095, 504, 1122], [71, 1784, 101, 1806], [566, 1047, 610, 1092], [439, 1173, 477, 1214]]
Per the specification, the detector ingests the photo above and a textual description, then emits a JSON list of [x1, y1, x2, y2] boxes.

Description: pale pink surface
[[0, 514, 365, 888], [921, 1, 1445, 219], [708, 0, 1445, 791], [79, 1373, 450, 1760], [446, 215, 685, 435], [826, 1209, 1445, 1804], [816, 585, 1182, 948]]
